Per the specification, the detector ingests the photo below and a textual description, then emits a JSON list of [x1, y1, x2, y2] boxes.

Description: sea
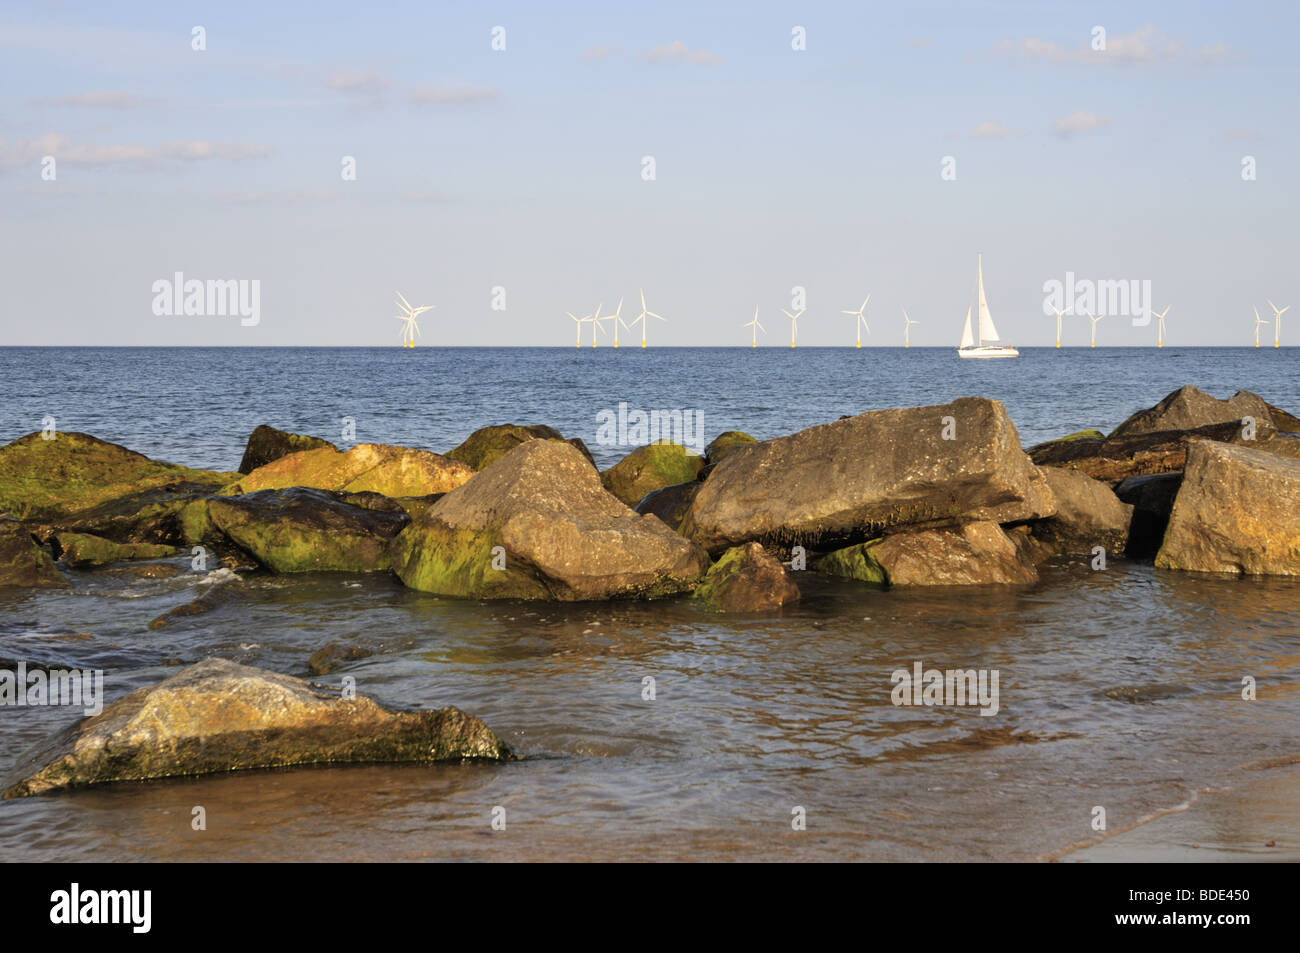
[[1, 346, 1297, 861]]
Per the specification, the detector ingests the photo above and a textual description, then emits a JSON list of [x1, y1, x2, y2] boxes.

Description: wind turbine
[[1086, 311, 1103, 348], [1254, 306, 1268, 348], [607, 297, 625, 348], [1268, 299, 1289, 348], [1152, 306, 1170, 347], [902, 308, 919, 348], [567, 310, 587, 348], [630, 289, 666, 347], [1049, 306, 1069, 348], [841, 295, 870, 348], [588, 302, 607, 348], [743, 306, 765, 347], [395, 291, 433, 348], [783, 308, 805, 348]]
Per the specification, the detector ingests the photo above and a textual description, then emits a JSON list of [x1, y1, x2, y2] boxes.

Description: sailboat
[[958, 254, 1019, 359]]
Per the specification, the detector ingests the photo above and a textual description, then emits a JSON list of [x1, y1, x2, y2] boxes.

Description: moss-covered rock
[[601, 441, 705, 507], [224, 443, 474, 498], [816, 521, 1037, 587], [0, 520, 68, 589], [391, 439, 710, 600], [238, 425, 337, 474], [53, 532, 177, 568], [704, 431, 758, 467], [1, 658, 514, 797], [692, 542, 799, 612], [446, 424, 596, 471]]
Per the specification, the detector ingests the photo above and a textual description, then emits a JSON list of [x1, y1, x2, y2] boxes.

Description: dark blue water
[[1, 346, 1298, 861]]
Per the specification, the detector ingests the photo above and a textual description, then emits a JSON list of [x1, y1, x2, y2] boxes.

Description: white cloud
[[33, 90, 154, 108], [970, 120, 1020, 139], [218, 189, 337, 205], [643, 40, 721, 65], [1052, 111, 1113, 137], [996, 26, 1228, 67], [0, 133, 273, 168], [583, 43, 619, 61], [326, 70, 389, 93], [409, 84, 499, 105]]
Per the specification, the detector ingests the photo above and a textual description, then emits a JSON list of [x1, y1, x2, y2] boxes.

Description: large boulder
[[0, 433, 236, 543], [704, 431, 758, 467], [224, 443, 474, 499], [1032, 467, 1132, 555], [681, 398, 1055, 554], [52, 532, 176, 568], [390, 440, 710, 600], [816, 521, 1038, 587], [633, 480, 701, 534], [1114, 472, 1183, 558], [186, 487, 409, 573], [1110, 386, 1276, 438], [1155, 441, 1300, 575], [691, 542, 800, 612], [237, 425, 337, 475], [2, 658, 512, 798], [446, 424, 595, 471], [601, 441, 705, 507], [0, 520, 68, 589]]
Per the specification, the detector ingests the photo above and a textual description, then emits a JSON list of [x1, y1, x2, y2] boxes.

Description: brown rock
[[225, 443, 474, 499], [237, 425, 337, 475], [817, 521, 1037, 586], [692, 542, 800, 612], [1033, 467, 1133, 555]]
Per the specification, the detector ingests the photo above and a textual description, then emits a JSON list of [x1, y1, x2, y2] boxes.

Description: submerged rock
[[148, 572, 243, 629], [391, 439, 709, 600], [308, 642, 374, 675], [237, 425, 337, 475], [817, 521, 1037, 587], [53, 532, 176, 568], [2, 658, 513, 798], [446, 424, 595, 471], [682, 398, 1055, 554], [692, 542, 800, 612], [634, 480, 701, 534], [1156, 441, 1300, 575], [1109, 385, 1276, 438], [1032, 467, 1132, 555], [0, 521, 68, 589], [225, 443, 474, 499], [601, 441, 705, 507]]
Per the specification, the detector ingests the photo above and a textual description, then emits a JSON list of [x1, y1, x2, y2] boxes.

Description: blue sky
[[2, 1, 1297, 346]]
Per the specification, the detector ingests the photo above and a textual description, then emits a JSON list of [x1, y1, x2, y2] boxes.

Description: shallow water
[[1, 346, 1298, 861]]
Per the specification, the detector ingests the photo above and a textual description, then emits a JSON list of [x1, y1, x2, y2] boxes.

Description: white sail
[[959, 306, 974, 348], [976, 253, 1000, 343]]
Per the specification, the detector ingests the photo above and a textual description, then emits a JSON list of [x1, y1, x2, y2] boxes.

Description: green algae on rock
[[1, 658, 514, 798], [817, 521, 1037, 587], [601, 441, 705, 507], [237, 424, 338, 475], [691, 542, 799, 612], [53, 532, 177, 568], [446, 423, 595, 471], [704, 431, 758, 467], [224, 442, 474, 498], [0, 520, 68, 589]]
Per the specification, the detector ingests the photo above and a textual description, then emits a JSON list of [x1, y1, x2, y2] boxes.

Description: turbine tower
[[840, 295, 870, 348], [902, 308, 919, 348], [630, 289, 666, 347], [743, 306, 765, 348], [1254, 306, 1268, 348], [1086, 311, 1103, 348], [567, 310, 587, 348], [589, 302, 607, 348], [608, 297, 625, 348], [1050, 306, 1069, 348], [783, 308, 805, 348], [1269, 299, 1289, 348], [395, 291, 433, 348], [1152, 306, 1170, 348]]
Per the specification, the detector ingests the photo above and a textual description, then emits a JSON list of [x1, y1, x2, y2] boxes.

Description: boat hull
[[958, 346, 1020, 359]]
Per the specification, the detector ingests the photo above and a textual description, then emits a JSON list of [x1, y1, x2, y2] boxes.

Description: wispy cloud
[[643, 40, 721, 65], [908, 38, 933, 48], [970, 120, 1021, 139], [326, 70, 389, 93], [996, 26, 1228, 67], [1052, 111, 1113, 137], [409, 84, 499, 105], [0, 133, 273, 168], [32, 90, 156, 109], [218, 189, 337, 206], [1222, 128, 1264, 142], [583, 43, 619, 61], [403, 188, 451, 202]]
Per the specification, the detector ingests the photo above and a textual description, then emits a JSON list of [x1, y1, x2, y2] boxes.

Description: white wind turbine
[[841, 295, 870, 348], [783, 308, 805, 348], [567, 310, 588, 348], [902, 307, 919, 348], [1254, 306, 1268, 348], [1268, 299, 1289, 348], [1086, 311, 1103, 348], [395, 291, 433, 348], [629, 289, 666, 347], [743, 306, 765, 347], [607, 297, 626, 348], [1152, 305, 1170, 348], [588, 301, 608, 348], [1050, 306, 1069, 348]]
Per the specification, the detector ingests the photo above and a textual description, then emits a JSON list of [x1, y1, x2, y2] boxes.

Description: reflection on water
[[2, 555, 1297, 861]]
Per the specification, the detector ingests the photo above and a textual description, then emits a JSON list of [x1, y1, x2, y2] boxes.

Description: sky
[[1, 0, 1297, 347]]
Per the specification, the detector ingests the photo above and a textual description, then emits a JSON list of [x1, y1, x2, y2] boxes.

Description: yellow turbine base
[[641, 340, 646, 348], [856, 341, 861, 348], [1158, 342, 1163, 348], [1091, 343, 1095, 348], [1276, 342, 1281, 348], [1055, 341, 1060, 348]]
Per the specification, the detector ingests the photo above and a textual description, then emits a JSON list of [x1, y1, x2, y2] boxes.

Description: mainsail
[[960, 306, 975, 348], [976, 253, 1000, 343]]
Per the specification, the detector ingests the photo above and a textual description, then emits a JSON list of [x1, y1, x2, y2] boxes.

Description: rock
[[224, 443, 474, 499], [1, 658, 513, 797], [237, 425, 337, 475], [446, 424, 596, 471], [0, 433, 236, 543], [682, 398, 1055, 555], [1032, 467, 1132, 555], [308, 642, 374, 675], [1266, 402, 1300, 432], [692, 542, 799, 612], [633, 481, 701, 533], [1156, 441, 1300, 575], [390, 439, 710, 600], [816, 521, 1037, 587], [1114, 472, 1183, 559], [148, 572, 242, 629], [601, 441, 705, 507], [1004, 524, 1056, 567], [53, 532, 176, 568], [1110, 385, 1276, 438], [0, 520, 68, 589], [190, 487, 409, 573], [704, 431, 758, 467]]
